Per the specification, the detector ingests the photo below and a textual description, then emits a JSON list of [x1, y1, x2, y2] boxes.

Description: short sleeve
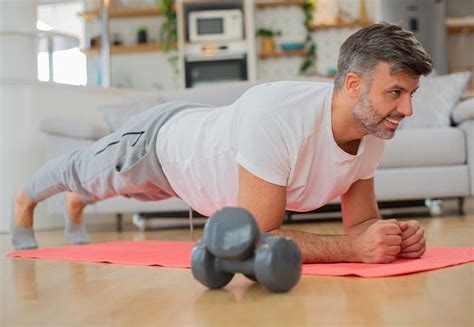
[[360, 165, 378, 180], [235, 111, 291, 186]]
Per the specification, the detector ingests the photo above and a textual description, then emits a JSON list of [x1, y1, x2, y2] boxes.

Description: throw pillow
[[452, 97, 474, 125], [98, 97, 164, 131], [400, 71, 471, 129], [39, 117, 110, 139]]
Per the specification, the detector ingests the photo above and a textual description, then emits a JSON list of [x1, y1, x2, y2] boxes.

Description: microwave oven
[[188, 9, 244, 43]]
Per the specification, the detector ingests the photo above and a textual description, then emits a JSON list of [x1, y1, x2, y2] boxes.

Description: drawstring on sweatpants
[[189, 206, 195, 241]]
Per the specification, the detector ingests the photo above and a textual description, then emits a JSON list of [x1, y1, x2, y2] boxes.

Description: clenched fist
[[397, 220, 426, 259], [354, 219, 402, 263]]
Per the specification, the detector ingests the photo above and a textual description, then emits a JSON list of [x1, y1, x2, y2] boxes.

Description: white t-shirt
[[156, 81, 385, 216]]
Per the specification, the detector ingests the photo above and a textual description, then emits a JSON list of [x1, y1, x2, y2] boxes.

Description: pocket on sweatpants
[[114, 144, 148, 174]]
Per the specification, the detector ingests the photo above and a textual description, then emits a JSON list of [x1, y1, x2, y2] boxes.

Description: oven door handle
[[185, 53, 246, 62]]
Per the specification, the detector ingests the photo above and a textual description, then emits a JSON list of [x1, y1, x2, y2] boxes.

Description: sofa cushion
[[379, 127, 466, 168], [375, 166, 469, 200], [400, 72, 471, 129]]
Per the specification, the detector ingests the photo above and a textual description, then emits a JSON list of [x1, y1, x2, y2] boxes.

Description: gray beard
[[353, 90, 396, 139]]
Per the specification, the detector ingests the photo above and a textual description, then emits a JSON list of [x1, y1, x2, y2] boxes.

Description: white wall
[[446, 0, 474, 16], [87, 50, 179, 89], [255, 0, 376, 79], [85, 14, 179, 89]]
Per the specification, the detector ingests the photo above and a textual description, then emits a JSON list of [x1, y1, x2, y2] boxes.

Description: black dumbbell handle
[[215, 256, 255, 276]]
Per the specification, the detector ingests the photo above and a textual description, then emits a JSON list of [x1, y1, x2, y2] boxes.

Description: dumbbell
[[191, 207, 302, 292]]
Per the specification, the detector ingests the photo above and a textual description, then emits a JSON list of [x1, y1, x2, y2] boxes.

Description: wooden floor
[[1, 214, 473, 326]]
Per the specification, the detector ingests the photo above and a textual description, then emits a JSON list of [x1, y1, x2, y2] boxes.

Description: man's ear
[[344, 72, 362, 98]]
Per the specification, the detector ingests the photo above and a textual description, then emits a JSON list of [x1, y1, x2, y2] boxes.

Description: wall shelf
[[446, 17, 474, 33], [259, 49, 306, 59], [310, 21, 372, 30], [79, 7, 163, 22], [447, 25, 474, 33], [255, 0, 304, 8], [84, 43, 176, 55]]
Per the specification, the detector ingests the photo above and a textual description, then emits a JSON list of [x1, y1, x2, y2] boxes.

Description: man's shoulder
[[241, 81, 333, 113], [248, 80, 333, 93]]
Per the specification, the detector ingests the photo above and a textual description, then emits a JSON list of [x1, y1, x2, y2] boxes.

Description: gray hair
[[334, 23, 433, 91]]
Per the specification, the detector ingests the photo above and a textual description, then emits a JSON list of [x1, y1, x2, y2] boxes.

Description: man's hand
[[354, 219, 402, 263], [398, 220, 426, 259]]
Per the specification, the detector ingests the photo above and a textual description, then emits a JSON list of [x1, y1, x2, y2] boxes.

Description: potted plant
[[137, 25, 148, 44], [158, 0, 177, 51], [300, 0, 317, 75], [157, 0, 179, 87], [256, 28, 281, 55]]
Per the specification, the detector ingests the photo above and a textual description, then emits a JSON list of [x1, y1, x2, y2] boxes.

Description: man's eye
[[391, 90, 401, 97]]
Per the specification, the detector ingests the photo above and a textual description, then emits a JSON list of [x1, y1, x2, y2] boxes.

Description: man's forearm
[[269, 228, 360, 263]]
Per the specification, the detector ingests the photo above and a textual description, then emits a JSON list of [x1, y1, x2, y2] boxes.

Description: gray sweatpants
[[27, 101, 208, 204]]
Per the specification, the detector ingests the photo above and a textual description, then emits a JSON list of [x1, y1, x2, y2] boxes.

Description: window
[[37, 2, 87, 86]]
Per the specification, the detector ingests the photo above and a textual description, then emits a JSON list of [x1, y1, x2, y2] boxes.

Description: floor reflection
[[12, 259, 38, 300]]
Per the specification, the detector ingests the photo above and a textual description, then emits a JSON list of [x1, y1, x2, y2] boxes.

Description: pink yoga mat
[[7, 240, 474, 278]]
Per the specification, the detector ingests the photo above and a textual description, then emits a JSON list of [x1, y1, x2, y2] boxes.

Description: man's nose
[[398, 96, 413, 117]]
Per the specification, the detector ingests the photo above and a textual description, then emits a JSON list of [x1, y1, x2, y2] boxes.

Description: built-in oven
[[182, 2, 248, 88], [184, 53, 247, 88]]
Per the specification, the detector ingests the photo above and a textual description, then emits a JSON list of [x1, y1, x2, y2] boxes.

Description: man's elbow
[[260, 221, 284, 233], [344, 225, 361, 235], [248, 211, 285, 232]]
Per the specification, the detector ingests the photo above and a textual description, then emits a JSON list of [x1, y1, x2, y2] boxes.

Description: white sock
[[10, 215, 38, 250], [64, 205, 90, 245]]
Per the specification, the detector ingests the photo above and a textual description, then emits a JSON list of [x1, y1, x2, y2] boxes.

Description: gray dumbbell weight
[[253, 234, 302, 292], [203, 207, 260, 260], [191, 207, 262, 288], [191, 207, 302, 292], [191, 239, 234, 289]]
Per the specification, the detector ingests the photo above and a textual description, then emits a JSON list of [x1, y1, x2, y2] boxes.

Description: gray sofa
[[40, 76, 474, 226]]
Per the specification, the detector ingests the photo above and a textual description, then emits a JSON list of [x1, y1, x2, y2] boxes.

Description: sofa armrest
[[459, 120, 474, 196], [452, 97, 474, 125], [40, 117, 110, 140]]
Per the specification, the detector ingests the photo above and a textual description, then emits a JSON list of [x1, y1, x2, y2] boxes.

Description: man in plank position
[[12, 23, 432, 264]]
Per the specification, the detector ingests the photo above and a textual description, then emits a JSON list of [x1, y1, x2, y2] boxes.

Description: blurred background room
[[1, 0, 473, 233]]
